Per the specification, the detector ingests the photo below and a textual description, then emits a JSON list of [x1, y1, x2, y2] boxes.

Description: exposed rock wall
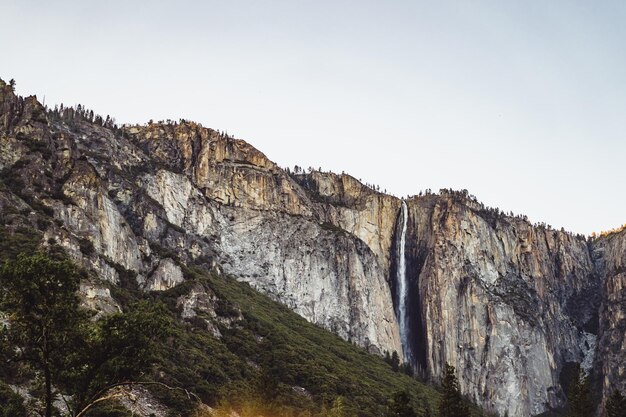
[[594, 229, 626, 408], [404, 194, 600, 416], [0, 79, 624, 416], [128, 127, 403, 355], [0, 80, 403, 359], [292, 171, 401, 272]]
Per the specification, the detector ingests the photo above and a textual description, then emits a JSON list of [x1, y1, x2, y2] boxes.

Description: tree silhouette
[[0, 253, 85, 417], [387, 390, 416, 417], [391, 351, 400, 372], [566, 364, 593, 417], [439, 363, 468, 417]]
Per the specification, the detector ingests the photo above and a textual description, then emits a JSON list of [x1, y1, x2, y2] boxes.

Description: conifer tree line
[[46, 102, 119, 130], [43, 99, 236, 142], [564, 363, 626, 417], [285, 166, 590, 241]]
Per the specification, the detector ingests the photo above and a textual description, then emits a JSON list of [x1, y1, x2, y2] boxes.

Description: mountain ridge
[[5, 77, 613, 238], [0, 77, 624, 417]]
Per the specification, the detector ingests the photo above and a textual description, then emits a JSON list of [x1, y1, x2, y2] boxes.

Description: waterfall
[[396, 200, 412, 363]]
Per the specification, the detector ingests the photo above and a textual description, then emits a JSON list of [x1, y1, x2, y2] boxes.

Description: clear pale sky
[[1, 1, 624, 235]]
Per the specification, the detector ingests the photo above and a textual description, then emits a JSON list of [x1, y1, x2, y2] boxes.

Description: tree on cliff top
[[438, 363, 468, 417]]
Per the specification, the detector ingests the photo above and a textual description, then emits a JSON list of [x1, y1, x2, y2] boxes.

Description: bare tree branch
[[74, 381, 200, 417]]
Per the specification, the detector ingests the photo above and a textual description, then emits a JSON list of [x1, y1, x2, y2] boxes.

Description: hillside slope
[[0, 228, 461, 417], [0, 78, 624, 416]]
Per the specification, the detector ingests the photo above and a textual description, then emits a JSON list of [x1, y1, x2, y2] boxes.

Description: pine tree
[[566, 364, 593, 417], [0, 253, 85, 417], [606, 390, 626, 417], [0, 382, 27, 417], [0, 254, 173, 417], [387, 390, 416, 417], [328, 396, 349, 417], [438, 363, 468, 417], [401, 362, 414, 377], [391, 351, 400, 372]]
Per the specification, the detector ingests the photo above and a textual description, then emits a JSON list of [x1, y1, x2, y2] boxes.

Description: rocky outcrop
[[128, 123, 316, 216], [292, 171, 401, 272], [402, 194, 600, 416], [146, 258, 184, 291], [0, 78, 623, 416], [594, 229, 626, 409], [0, 79, 403, 359]]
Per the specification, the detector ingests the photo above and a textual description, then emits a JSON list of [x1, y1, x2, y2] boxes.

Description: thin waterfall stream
[[396, 200, 411, 364]]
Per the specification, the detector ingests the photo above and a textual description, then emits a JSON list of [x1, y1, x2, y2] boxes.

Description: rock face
[[594, 229, 626, 408], [402, 194, 601, 416], [0, 79, 624, 416]]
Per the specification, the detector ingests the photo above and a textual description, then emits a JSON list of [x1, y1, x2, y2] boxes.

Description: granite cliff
[[0, 79, 623, 416]]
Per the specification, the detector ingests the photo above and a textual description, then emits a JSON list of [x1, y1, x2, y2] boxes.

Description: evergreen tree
[[387, 390, 417, 417], [391, 351, 400, 372], [401, 362, 415, 377], [0, 253, 173, 417], [69, 301, 172, 414], [438, 363, 468, 417], [0, 382, 27, 417], [566, 364, 593, 417], [606, 390, 626, 417], [328, 396, 349, 417], [0, 253, 85, 417]]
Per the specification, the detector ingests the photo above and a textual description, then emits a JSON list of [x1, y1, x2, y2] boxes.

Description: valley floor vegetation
[[0, 234, 484, 417]]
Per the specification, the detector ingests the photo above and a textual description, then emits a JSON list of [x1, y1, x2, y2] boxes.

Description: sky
[[1, 0, 624, 235]]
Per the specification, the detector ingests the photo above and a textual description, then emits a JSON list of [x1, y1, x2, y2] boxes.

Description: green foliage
[[327, 396, 353, 417], [111, 269, 447, 417], [206, 272, 441, 416], [0, 253, 484, 417], [0, 252, 86, 417], [386, 390, 417, 417], [0, 253, 175, 417], [68, 301, 174, 412], [104, 259, 141, 308], [0, 381, 27, 417], [390, 351, 400, 372], [439, 363, 468, 417], [606, 390, 626, 417], [566, 364, 593, 417], [0, 225, 41, 262], [0, 164, 54, 216]]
